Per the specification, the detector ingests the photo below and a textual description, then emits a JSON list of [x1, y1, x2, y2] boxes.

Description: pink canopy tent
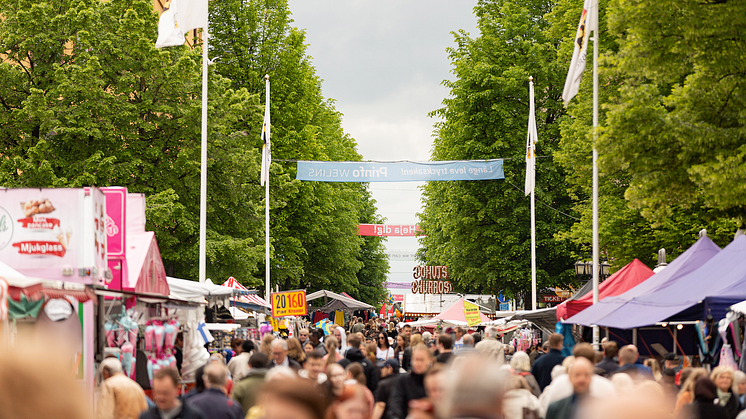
[[406, 298, 491, 327], [221, 277, 270, 308]]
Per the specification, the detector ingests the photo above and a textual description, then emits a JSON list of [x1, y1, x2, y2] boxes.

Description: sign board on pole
[[542, 295, 567, 303], [271, 289, 307, 317], [463, 300, 482, 327]]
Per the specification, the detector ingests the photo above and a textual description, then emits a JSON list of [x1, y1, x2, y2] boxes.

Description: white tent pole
[[264, 75, 271, 301]]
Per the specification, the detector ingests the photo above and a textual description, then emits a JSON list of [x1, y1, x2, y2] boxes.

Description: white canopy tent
[[166, 277, 242, 303], [0, 260, 45, 289]]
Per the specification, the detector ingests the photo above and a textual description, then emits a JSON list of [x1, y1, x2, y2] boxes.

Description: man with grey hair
[[267, 338, 301, 371], [96, 357, 148, 419], [189, 362, 244, 419], [474, 326, 506, 365]]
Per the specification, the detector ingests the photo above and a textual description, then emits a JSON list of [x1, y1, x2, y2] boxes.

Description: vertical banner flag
[[155, 0, 208, 48], [525, 79, 538, 196], [260, 78, 271, 186], [561, 0, 597, 105]]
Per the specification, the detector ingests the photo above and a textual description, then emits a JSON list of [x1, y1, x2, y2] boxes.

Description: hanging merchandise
[[334, 310, 344, 327]]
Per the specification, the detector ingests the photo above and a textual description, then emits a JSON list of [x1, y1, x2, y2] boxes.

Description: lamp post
[[574, 259, 610, 283]]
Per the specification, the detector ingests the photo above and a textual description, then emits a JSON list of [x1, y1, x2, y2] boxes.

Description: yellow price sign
[[271, 289, 307, 317], [463, 300, 482, 327]]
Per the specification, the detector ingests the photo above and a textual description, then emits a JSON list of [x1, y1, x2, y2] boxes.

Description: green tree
[[553, 0, 740, 268], [0, 0, 272, 281], [209, 0, 388, 303], [418, 0, 580, 301]]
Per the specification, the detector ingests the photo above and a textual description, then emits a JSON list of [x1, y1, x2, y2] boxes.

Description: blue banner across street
[[296, 160, 504, 182]]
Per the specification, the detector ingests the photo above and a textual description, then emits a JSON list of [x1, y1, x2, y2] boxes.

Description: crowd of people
[[89, 316, 746, 419]]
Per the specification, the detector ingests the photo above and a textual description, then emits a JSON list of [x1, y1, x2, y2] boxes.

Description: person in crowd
[[299, 351, 327, 384], [373, 359, 401, 419], [531, 342, 548, 367], [410, 333, 424, 349], [436, 334, 454, 364], [331, 383, 371, 419], [352, 318, 365, 334], [189, 363, 244, 419], [298, 329, 310, 347], [366, 342, 380, 367], [394, 333, 411, 372], [309, 329, 328, 356], [268, 339, 302, 371], [387, 322, 397, 340], [457, 333, 476, 354], [613, 345, 653, 381], [734, 370, 746, 407], [674, 368, 709, 416], [377, 331, 395, 360], [595, 341, 619, 376], [259, 378, 328, 419], [664, 352, 682, 374], [422, 331, 432, 348], [678, 377, 729, 419], [402, 324, 413, 340], [346, 363, 367, 386], [388, 344, 431, 419], [423, 363, 447, 418], [531, 333, 565, 391], [340, 334, 379, 392], [327, 363, 347, 399], [334, 326, 349, 355], [443, 355, 505, 419], [546, 357, 594, 419], [259, 334, 274, 356], [644, 358, 662, 382], [227, 338, 244, 364], [323, 336, 344, 368], [141, 368, 205, 419], [174, 333, 184, 373], [232, 353, 269, 416], [452, 327, 465, 351], [502, 375, 542, 419], [227, 339, 254, 382], [304, 341, 315, 355], [184, 364, 207, 400], [510, 351, 541, 397], [287, 337, 307, 365], [474, 326, 505, 365], [96, 357, 148, 419], [711, 366, 740, 419], [539, 343, 615, 415]]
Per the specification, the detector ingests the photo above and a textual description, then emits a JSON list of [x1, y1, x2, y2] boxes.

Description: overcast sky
[[287, 1, 479, 286]]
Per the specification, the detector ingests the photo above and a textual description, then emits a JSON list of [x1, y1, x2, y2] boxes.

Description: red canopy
[[556, 259, 653, 321]]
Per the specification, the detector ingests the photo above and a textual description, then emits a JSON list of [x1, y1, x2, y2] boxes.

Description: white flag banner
[[525, 80, 538, 196], [260, 79, 271, 187], [561, 0, 598, 106], [155, 0, 208, 49]]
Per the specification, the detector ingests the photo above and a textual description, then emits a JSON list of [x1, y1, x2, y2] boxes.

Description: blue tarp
[[564, 235, 724, 328]]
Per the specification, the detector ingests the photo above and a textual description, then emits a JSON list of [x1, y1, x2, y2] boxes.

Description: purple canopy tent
[[568, 235, 746, 330], [565, 235, 721, 328]]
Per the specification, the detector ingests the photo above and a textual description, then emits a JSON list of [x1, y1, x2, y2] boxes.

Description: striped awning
[[221, 277, 270, 308]]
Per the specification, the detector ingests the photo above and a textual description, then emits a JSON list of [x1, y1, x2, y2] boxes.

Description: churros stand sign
[[271, 289, 308, 317]]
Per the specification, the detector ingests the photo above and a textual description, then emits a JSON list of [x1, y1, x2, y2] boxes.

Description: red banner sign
[[542, 295, 567, 303], [358, 224, 422, 237], [12, 241, 66, 257]]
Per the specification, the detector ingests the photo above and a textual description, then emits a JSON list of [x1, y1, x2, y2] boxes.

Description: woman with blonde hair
[[286, 337, 306, 365], [674, 368, 709, 416], [644, 358, 662, 382], [259, 333, 274, 356], [323, 336, 344, 370], [710, 365, 740, 419]]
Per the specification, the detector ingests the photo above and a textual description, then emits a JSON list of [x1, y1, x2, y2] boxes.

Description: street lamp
[[574, 259, 610, 282]]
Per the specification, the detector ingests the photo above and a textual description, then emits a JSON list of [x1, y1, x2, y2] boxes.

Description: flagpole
[[591, 1, 600, 350], [198, 23, 209, 283], [529, 77, 537, 311], [264, 75, 271, 301]]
